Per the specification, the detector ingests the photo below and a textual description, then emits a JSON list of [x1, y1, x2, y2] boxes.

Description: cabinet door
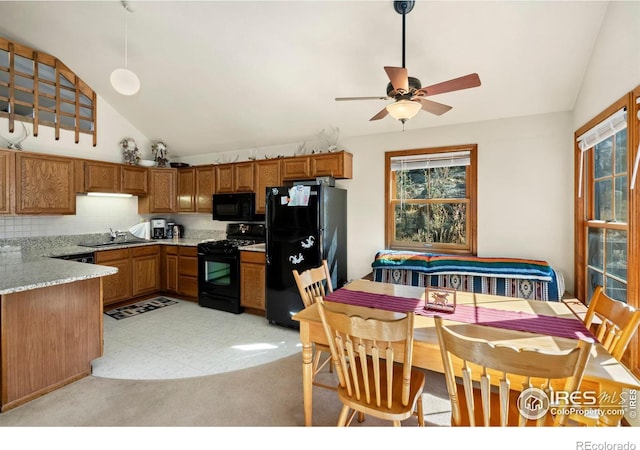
[[234, 162, 255, 192], [0, 150, 14, 214], [240, 251, 266, 310], [254, 160, 281, 215], [215, 164, 234, 193], [96, 249, 132, 305], [311, 152, 353, 179], [121, 165, 148, 195], [281, 157, 310, 181], [165, 252, 179, 293], [195, 166, 214, 212], [85, 161, 120, 193], [177, 168, 196, 212], [15, 153, 76, 214], [139, 168, 177, 213], [132, 253, 160, 296]]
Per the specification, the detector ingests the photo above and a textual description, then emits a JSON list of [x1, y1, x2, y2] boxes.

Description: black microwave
[[212, 192, 263, 222]]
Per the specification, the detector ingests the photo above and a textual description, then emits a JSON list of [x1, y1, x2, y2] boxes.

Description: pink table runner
[[324, 288, 596, 341]]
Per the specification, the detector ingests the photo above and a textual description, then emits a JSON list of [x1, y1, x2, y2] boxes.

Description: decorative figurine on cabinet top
[[424, 287, 456, 313], [120, 137, 140, 165], [152, 141, 169, 168]]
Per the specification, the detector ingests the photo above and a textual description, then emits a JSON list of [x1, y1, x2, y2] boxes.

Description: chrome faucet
[[109, 228, 117, 241]]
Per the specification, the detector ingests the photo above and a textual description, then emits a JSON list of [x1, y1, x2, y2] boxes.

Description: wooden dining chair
[[434, 316, 593, 426], [317, 300, 425, 427], [569, 286, 640, 426], [292, 260, 335, 389], [583, 286, 640, 361]]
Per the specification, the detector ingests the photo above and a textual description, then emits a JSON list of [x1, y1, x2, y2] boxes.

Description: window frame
[[384, 144, 477, 255], [0, 36, 97, 146], [574, 88, 640, 375]]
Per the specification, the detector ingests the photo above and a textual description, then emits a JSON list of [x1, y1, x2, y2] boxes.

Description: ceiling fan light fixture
[[386, 99, 421, 123]]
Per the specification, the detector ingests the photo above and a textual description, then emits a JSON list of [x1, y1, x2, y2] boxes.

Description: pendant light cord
[[124, 8, 129, 69]]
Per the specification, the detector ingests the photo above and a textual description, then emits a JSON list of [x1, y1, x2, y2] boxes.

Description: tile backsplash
[[0, 195, 229, 240]]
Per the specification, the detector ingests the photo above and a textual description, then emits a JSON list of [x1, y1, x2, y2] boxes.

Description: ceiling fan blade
[[416, 73, 481, 97], [369, 107, 389, 121], [384, 66, 409, 93], [335, 96, 389, 101], [413, 98, 453, 116]]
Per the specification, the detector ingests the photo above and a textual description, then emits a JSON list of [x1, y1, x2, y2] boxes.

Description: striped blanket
[[371, 250, 564, 301], [372, 250, 554, 281]]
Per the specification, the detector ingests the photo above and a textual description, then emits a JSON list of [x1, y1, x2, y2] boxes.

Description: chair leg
[[357, 411, 365, 423], [393, 420, 401, 427], [416, 397, 425, 426], [337, 406, 351, 426]]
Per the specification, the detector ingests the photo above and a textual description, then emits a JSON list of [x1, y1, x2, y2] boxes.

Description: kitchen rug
[[105, 297, 178, 320]]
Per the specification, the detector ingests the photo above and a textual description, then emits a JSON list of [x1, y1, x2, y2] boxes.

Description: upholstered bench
[[371, 250, 565, 301]]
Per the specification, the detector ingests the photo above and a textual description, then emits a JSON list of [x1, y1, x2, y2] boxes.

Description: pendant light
[[110, 1, 140, 96]]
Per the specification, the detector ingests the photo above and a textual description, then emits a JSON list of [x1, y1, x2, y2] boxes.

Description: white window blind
[[576, 108, 627, 197], [390, 151, 470, 171]]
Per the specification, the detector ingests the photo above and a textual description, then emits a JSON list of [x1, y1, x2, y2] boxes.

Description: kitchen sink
[[78, 240, 148, 248]]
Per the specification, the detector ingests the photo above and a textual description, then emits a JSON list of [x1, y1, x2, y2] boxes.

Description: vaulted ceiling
[[0, 1, 609, 157]]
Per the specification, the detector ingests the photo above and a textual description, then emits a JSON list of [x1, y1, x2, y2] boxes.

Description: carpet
[[105, 297, 178, 320]]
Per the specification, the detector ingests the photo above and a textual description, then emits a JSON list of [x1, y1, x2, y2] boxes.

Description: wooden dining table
[[292, 279, 640, 426]]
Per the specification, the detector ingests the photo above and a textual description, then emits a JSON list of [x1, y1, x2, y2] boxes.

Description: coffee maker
[[151, 218, 167, 239]]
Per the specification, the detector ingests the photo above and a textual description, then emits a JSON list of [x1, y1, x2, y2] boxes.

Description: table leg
[[300, 321, 313, 426]]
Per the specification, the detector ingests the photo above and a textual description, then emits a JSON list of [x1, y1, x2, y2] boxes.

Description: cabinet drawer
[[179, 247, 198, 257], [178, 256, 198, 276], [132, 245, 159, 257], [95, 248, 129, 263], [165, 245, 179, 255], [178, 275, 198, 298], [240, 251, 265, 264]]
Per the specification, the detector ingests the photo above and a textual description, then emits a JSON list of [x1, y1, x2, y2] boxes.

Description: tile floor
[[91, 298, 302, 380]]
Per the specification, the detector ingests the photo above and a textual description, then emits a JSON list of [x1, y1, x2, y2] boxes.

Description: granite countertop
[[0, 238, 211, 295], [0, 250, 118, 295]]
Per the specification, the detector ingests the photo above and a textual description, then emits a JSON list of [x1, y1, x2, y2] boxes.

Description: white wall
[[338, 112, 576, 290], [573, 1, 640, 128]]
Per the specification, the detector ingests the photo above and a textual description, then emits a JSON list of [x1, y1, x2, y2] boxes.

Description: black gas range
[[197, 223, 265, 314]]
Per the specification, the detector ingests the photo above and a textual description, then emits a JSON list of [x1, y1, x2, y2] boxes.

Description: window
[[385, 145, 477, 254], [576, 103, 629, 303], [0, 37, 97, 146]]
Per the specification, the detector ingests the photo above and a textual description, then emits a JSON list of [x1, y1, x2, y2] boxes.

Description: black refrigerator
[[265, 184, 347, 328]]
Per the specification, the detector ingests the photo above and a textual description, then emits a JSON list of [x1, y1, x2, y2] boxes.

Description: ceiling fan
[[336, 1, 481, 125]]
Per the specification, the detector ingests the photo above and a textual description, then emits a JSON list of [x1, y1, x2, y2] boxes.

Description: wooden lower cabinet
[[96, 248, 132, 306], [132, 246, 160, 297], [177, 247, 198, 299], [0, 278, 102, 412], [240, 250, 266, 311], [97, 246, 160, 305], [163, 245, 198, 300]]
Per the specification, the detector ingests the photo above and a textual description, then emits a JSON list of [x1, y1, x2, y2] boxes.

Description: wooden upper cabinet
[[215, 162, 254, 193], [15, 153, 76, 214], [282, 156, 310, 181], [177, 167, 196, 212], [121, 165, 148, 195], [84, 161, 120, 193], [0, 150, 15, 214], [215, 164, 234, 193], [234, 162, 255, 192], [138, 168, 177, 214], [195, 165, 214, 212], [311, 151, 353, 178], [254, 159, 281, 214], [177, 165, 214, 212], [281, 152, 353, 181], [81, 161, 147, 195]]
